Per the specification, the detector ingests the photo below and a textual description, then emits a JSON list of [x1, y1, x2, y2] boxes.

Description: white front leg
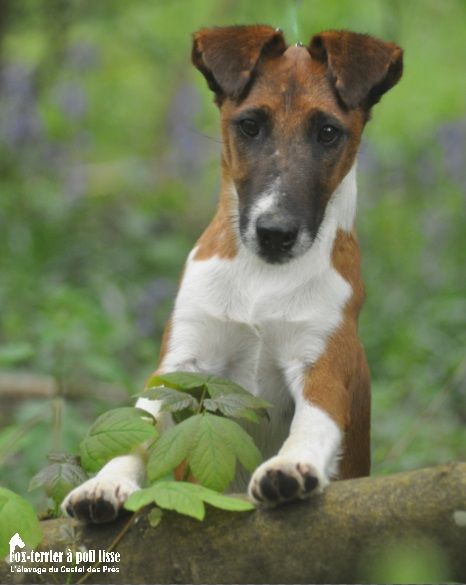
[[61, 453, 145, 523], [248, 393, 342, 504]]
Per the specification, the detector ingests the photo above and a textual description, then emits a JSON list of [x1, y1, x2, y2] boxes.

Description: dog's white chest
[[169, 243, 350, 383]]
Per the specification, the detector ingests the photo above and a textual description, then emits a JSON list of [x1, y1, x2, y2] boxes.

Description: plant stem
[[197, 384, 208, 414], [76, 511, 141, 584]]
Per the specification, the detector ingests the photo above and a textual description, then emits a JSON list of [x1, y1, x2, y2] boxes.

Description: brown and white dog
[[63, 25, 403, 522]]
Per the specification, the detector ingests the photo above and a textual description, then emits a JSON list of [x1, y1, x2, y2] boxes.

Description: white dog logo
[[9, 532, 25, 562]]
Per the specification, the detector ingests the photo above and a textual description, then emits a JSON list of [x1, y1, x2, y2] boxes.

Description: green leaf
[[147, 414, 202, 482], [149, 482, 206, 520], [144, 371, 272, 421], [148, 412, 261, 491], [0, 488, 43, 557], [29, 455, 88, 505], [125, 481, 254, 521], [125, 482, 205, 520], [189, 414, 236, 491], [189, 484, 254, 512], [204, 376, 271, 409], [205, 377, 272, 421], [146, 372, 209, 392], [123, 486, 159, 511], [203, 396, 261, 423], [142, 386, 199, 412], [79, 407, 158, 472], [210, 415, 262, 472]]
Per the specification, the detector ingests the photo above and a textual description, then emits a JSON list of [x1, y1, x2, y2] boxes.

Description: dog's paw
[[61, 476, 140, 523], [248, 456, 327, 505]]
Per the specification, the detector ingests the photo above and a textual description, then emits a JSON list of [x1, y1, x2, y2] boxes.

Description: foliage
[[29, 453, 87, 514], [145, 371, 271, 422], [125, 481, 253, 521], [148, 413, 260, 490], [79, 407, 158, 472], [0, 0, 464, 522], [141, 372, 267, 490], [0, 487, 43, 557], [131, 373, 263, 517], [28, 373, 260, 522]]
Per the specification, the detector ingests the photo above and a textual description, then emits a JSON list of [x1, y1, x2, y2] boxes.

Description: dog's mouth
[[257, 246, 295, 264]]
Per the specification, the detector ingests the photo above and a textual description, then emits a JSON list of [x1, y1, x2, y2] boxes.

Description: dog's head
[[192, 25, 403, 264]]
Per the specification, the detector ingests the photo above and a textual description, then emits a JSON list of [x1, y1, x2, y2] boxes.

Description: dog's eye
[[239, 118, 260, 138], [318, 125, 341, 145]]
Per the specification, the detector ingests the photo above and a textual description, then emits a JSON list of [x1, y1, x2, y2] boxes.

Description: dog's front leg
[[248, 366, 347, 505]]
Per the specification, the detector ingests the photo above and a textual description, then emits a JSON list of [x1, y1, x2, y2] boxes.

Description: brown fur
[[192, 25, 286, 104], [194, 174, 238, 260], [303, 230, 370, 478], [309, 31, 403, 110]]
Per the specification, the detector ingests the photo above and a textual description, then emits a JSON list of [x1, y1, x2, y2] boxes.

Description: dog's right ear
[[192, 25, 286, 104]]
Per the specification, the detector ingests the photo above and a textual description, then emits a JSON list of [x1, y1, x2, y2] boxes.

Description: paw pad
[[62, 477, 139, 524], [248, 457, 324, 505]]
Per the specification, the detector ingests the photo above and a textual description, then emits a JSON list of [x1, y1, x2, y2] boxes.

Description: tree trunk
[[2, 463, 465, 584]]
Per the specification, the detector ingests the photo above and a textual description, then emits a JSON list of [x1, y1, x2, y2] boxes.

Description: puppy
[[63, 25, 403, 522]]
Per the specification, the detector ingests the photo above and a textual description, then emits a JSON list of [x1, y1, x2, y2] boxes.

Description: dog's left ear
[[192, 25, 287, 103], [308, 30, 403, 110]]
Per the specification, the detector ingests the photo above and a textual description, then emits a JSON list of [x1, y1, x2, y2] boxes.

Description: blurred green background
[[0, 0, 464, 508]]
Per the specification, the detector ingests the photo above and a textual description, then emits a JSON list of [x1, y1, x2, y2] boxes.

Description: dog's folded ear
[[308, 31, 403, 110], [192, 25, 287, 103]]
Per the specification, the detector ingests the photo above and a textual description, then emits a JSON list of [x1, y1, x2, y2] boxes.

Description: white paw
[[61, 476, 140, 523], [248, 455, 328, 505]]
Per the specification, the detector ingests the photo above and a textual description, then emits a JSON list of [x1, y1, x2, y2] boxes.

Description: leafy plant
[[125, 481, 254, 521], [142, 372, 269, 489], [119, 372, 269, 519], [79, 407, 159, 472], [147, 413, 260, 491], [0, 487, 43, 557], [29, 453, 88, 515], [144, 371, 271, 422], [26, 373, 266, 522]]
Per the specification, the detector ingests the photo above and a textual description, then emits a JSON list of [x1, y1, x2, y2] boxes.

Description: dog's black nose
[[256, 215, 299, 260]]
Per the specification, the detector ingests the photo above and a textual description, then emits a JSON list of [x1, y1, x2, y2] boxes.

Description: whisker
[[188, 126, 224, 144]]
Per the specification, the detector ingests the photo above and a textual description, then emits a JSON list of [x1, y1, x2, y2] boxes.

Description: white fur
[[242, 178, 281, 247], [332, 164, 357, 231], [248, 401, 342, 500], [63, 163, 357, 517], [61, 454, 144, 520]]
